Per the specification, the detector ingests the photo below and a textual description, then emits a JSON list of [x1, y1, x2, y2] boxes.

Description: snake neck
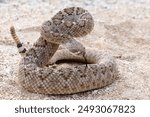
[[23, 36, 59, 67]]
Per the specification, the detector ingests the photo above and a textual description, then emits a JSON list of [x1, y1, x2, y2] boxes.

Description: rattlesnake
[[10, 7, 119, 94]]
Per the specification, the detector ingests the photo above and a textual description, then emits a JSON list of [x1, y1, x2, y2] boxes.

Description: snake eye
[[78, 20, 86, 27]]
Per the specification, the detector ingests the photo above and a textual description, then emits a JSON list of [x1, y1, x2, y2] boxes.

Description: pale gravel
[[0, 0, 150, 99]]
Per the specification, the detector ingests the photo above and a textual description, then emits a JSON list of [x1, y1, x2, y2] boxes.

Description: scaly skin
[[10, 7, 119, 94]]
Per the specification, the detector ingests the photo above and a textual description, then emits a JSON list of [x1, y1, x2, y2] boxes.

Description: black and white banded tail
[[10, 26, 27, 56]]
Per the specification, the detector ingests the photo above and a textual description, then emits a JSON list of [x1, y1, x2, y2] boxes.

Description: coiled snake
[[10, 7, 119, 94]]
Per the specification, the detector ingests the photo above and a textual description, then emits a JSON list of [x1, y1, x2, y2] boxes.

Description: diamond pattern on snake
[[10, 7, 119, 94]]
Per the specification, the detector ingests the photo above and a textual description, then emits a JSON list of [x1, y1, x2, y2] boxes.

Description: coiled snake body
[[10, 7, 119, 94]]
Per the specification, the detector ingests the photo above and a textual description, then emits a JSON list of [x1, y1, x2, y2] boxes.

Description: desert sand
[[0, 0, 150, 99]]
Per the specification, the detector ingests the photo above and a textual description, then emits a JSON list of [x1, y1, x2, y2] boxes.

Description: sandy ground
[[0, 0, 150, 99]]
